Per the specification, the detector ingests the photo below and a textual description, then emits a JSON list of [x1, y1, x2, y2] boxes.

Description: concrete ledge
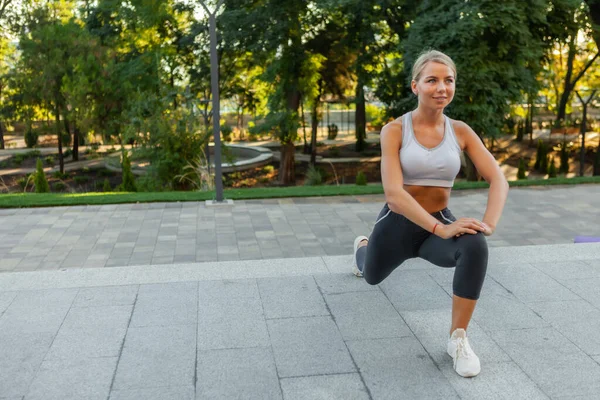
[[0, 243, 598, 292]]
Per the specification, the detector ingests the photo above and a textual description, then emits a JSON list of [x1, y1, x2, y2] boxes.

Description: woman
[[352, 50, 509, 378]]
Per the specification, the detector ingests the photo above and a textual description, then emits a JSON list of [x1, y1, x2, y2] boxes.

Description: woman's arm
[[456, 121, 509, 233]]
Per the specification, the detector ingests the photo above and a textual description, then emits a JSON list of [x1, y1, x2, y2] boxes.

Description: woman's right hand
[[436, 218, 488, 239]]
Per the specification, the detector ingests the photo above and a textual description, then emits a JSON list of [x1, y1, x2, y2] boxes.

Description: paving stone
[[528, 299, 600, 356], [488, 263, 580, 302], [379, 269, 452, 311], [25, 357, 117, 400], [73, 286, 138, 309], [346, 336, 459, 399], [196, 347, 281, 400], [197, 279, 269, 350], [491, 327, 600, 398], [313, 273, 379, 295], [258, 276, 328, 319], [400, 308, 511, 365], [112, 324, 196, 390], [0, 331, 55, 398], [109, 386, 195, 400], [561, 277, 600, 308], [324, 290, 411, 340], [0, 291, 16, 314], [280, 373, 369, 400], [45, 305, 132, 361], [131, 282, 197, 327], [267, 316, 355, 378], [0, 288, 77, 334]]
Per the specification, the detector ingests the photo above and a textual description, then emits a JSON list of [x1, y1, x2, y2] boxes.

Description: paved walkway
[[0, 243, 599, 399], [0, 184, 599, 273]]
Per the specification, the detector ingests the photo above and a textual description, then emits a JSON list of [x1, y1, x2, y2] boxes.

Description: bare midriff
[[403, 185, 451, 214]]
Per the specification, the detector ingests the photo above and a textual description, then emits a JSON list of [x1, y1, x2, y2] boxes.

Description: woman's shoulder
[[448, 117, 474, 149], [380, 117, 402, 139]]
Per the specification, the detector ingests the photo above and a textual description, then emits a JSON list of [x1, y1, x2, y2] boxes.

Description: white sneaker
[[447, 328, 481, 377], [352, 235, 368, 277]]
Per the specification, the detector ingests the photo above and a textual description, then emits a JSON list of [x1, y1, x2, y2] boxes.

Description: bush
[[517, 158, 527, 180], [540, 154, 549, 175], [262, 165, 275, 174], [44, 156, 55, 166], [52, 171, 70, 179], [221, 124, 233, 142], [64, 148, 73, 158], [74, 175, 89, 185], [17, 176, 28, 190], [98, 169, 115, 177], [534, 140, 543, 170], [102, 178, 112, 192], [304, 164, 323, 186], [24, 127, 38, 148], [329, 147, 340, 157], [52, 181, 66, 191], [547, 156, 557, 178], [365, 104, 386, 128], [356, 171, 367, 186], [559, 143, 570, 174], [34, 159, 50, 193], [327, 124, 339, 140], [516, 120, 524, 142], [13, 154, 25, 166], [120, 151, 137, 192], [135, 176, 163, 192]]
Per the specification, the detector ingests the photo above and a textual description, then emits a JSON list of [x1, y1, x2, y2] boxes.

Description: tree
[[222, 0, 317, 184], [403, 0, 549, 180]]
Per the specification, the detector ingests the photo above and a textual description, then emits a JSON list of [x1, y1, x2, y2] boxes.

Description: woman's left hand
[[455, 222, 494, 237]]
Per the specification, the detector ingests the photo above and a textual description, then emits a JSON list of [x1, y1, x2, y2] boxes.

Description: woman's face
[[411, 62, 455, 110]]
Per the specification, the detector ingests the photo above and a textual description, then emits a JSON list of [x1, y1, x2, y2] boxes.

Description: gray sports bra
[[399, 111, 462, 188]]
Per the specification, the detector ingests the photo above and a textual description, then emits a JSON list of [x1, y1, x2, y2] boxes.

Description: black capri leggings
[[359, 203, 488, 300]]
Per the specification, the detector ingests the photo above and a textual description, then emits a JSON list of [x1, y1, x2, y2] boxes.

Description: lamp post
[[199, 0, 225, 202], [575, 89, 598, 177]]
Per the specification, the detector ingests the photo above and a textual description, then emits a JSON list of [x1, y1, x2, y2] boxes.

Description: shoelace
[[453, 337, 474, 368]]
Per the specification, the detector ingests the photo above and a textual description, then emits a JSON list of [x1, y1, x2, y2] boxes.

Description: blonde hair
[[411, 50, 456, 82]]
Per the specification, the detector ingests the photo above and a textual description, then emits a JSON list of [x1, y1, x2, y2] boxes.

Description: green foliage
[[24, 127, 38, 148], [304, 165, 323, 186], [548, 156, 557, 178], [403, 1, 549, 139], [262, 165, 275, 174], [120, 151, 137, 192], [34, 159, 50, 193], [52, 171, 69, 179], [541, 154, 549, 175], [366, 104, 387, 129], [102, 178, 112, 192], [44, 156, 55, 166], [52, 181, 66, 191], [221, 124, 233, 143], [74, 175, 89, 185], [13, 153, 24, 166], [63, 148, 72, 159], [517, 158, 527, 180], [356, 171, 367, 186]]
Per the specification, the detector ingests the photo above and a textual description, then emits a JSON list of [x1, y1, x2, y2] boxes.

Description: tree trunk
[[278, 86, 301, 185], [73, 123, 80, 161], [557, 42, 576, 123], [56, 105, 64, 174], [310, 99, 319, 165], [301, 99, 309, 154], [0, 120, 5, 150], [580, 104, 587, 177], [355, 80, 367, 152], [279, 141, 296, 185]]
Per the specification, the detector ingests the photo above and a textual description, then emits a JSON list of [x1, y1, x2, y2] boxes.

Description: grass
[[1, 176, 599, 208]]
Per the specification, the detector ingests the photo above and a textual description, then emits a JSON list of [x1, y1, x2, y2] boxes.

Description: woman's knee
[[459, 232, 488, 263]]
